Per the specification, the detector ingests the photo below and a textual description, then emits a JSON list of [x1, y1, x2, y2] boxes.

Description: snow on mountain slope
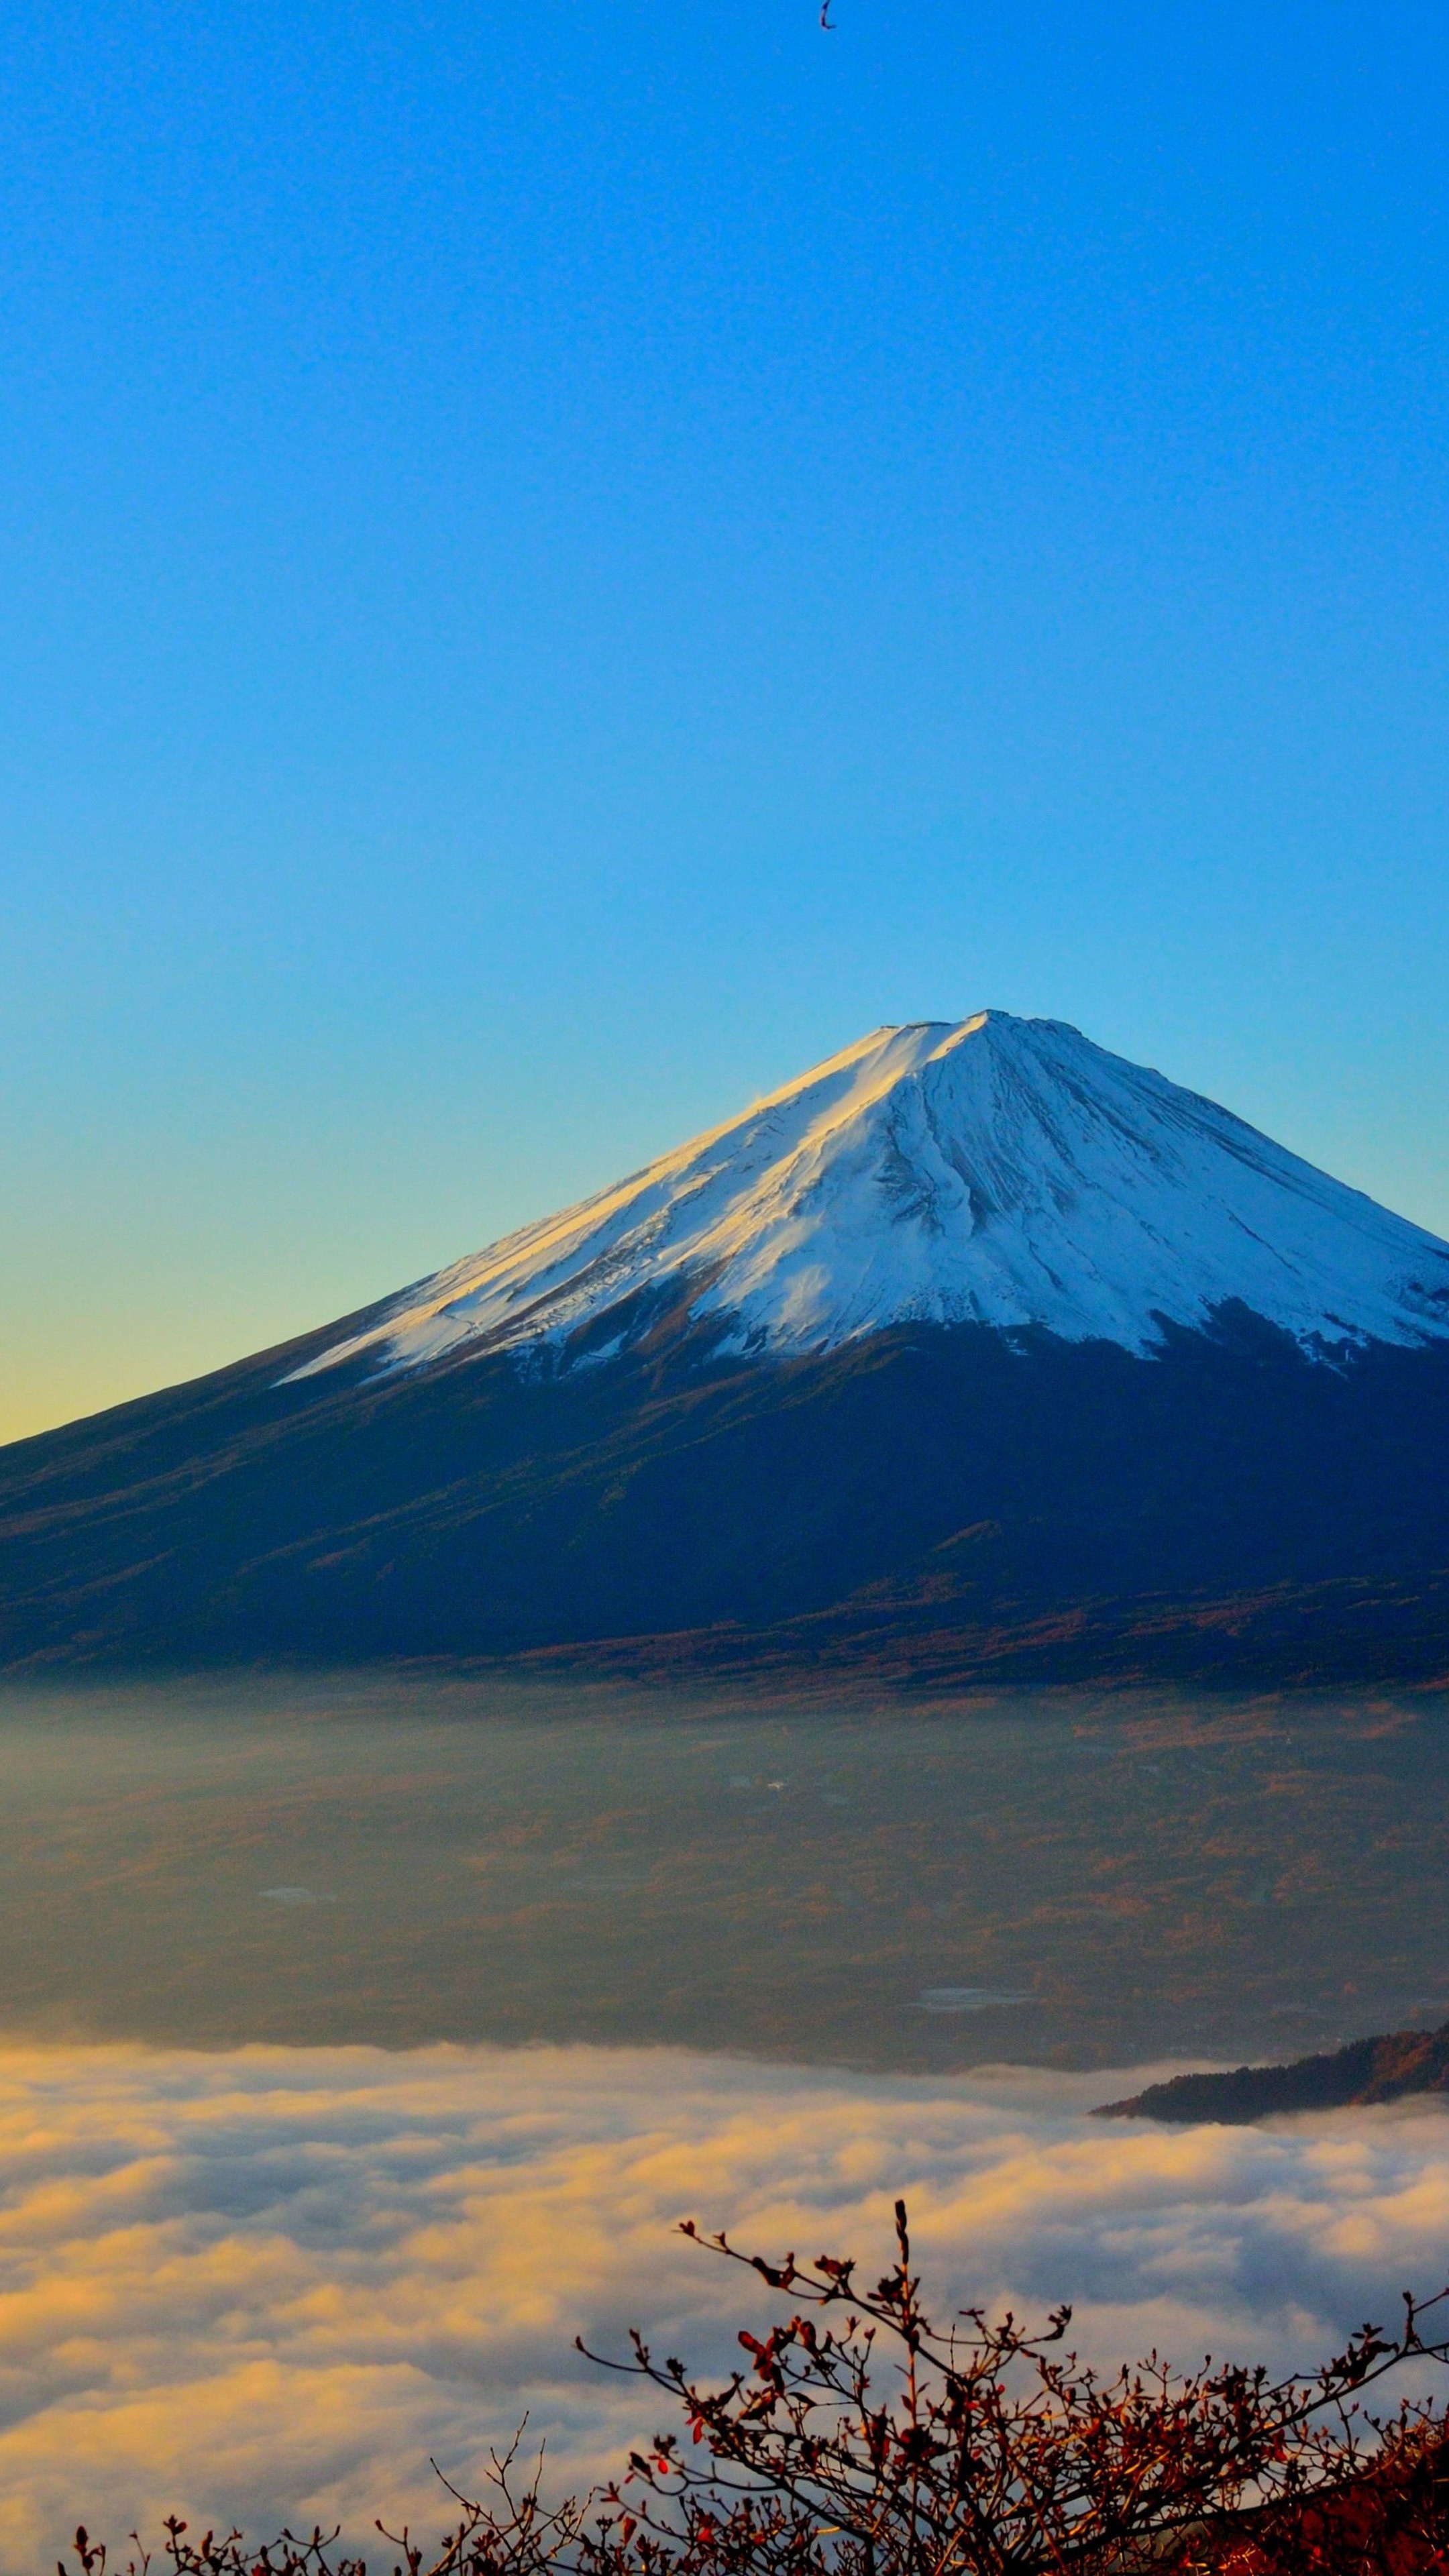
[[286, 1013, 1449, 1383]]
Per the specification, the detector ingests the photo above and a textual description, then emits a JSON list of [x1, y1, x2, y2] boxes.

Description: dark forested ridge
[[3, 1297, 1449, 1680], [1097, 2020, 1449, 2124]]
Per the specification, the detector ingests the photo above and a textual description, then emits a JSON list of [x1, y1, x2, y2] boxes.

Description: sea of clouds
[[0, 2043, 1447, 2572]]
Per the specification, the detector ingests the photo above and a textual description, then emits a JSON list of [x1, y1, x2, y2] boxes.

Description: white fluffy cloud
[[0, 2045, 1446, 2571]]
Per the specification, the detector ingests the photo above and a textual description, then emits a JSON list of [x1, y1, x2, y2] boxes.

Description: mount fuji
[[5, 1012, 1449, 1684], [289, 1013, 1449, 1379]]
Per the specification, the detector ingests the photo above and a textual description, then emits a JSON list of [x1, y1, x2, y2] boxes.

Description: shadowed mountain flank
[[4, 1016, 1449, 1678]]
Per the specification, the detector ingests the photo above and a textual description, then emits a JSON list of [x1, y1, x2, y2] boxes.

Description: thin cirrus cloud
[[0, 2045, 1448, 2569]]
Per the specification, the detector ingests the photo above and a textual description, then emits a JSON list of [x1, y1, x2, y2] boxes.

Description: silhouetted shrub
[[62, 2202, 1449, 2576]]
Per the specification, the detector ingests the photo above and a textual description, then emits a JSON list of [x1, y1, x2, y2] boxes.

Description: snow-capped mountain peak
[[286, 1012, 1449, 1384]]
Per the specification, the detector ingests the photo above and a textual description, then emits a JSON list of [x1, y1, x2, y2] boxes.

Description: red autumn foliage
[[62, 2202, 1449, 2576]]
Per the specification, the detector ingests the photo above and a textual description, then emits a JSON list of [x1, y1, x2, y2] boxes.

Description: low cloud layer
[[0, 2043, 1446, 2570]]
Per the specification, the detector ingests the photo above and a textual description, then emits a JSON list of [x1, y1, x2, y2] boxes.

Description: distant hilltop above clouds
[[5, 1013, 1449, 1684]]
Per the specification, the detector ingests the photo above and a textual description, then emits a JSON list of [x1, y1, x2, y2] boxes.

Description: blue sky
[[3, 0, 1448, 1439]]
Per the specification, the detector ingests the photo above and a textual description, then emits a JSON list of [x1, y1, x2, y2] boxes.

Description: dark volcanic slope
[[9, 1012, 1449, 1680], [1097, 2021, 1449, 2124], [3, 1299, 1449, 1677]]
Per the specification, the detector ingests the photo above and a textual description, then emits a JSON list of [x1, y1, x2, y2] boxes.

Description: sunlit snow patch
[[282, 1012, 1449, 1387]]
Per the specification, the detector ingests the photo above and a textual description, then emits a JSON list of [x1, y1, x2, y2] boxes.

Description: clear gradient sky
[[3, 0, 1448, 1443]]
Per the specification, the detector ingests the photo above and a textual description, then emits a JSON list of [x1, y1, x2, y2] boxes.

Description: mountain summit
[[5, 1012, 1449, 1683], [293, 1012, 1449, 1383]]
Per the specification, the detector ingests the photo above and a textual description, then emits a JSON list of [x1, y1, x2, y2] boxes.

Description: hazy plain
[[2, 1676, 1448, 2569], [0, 1672, 1445, 2068]]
